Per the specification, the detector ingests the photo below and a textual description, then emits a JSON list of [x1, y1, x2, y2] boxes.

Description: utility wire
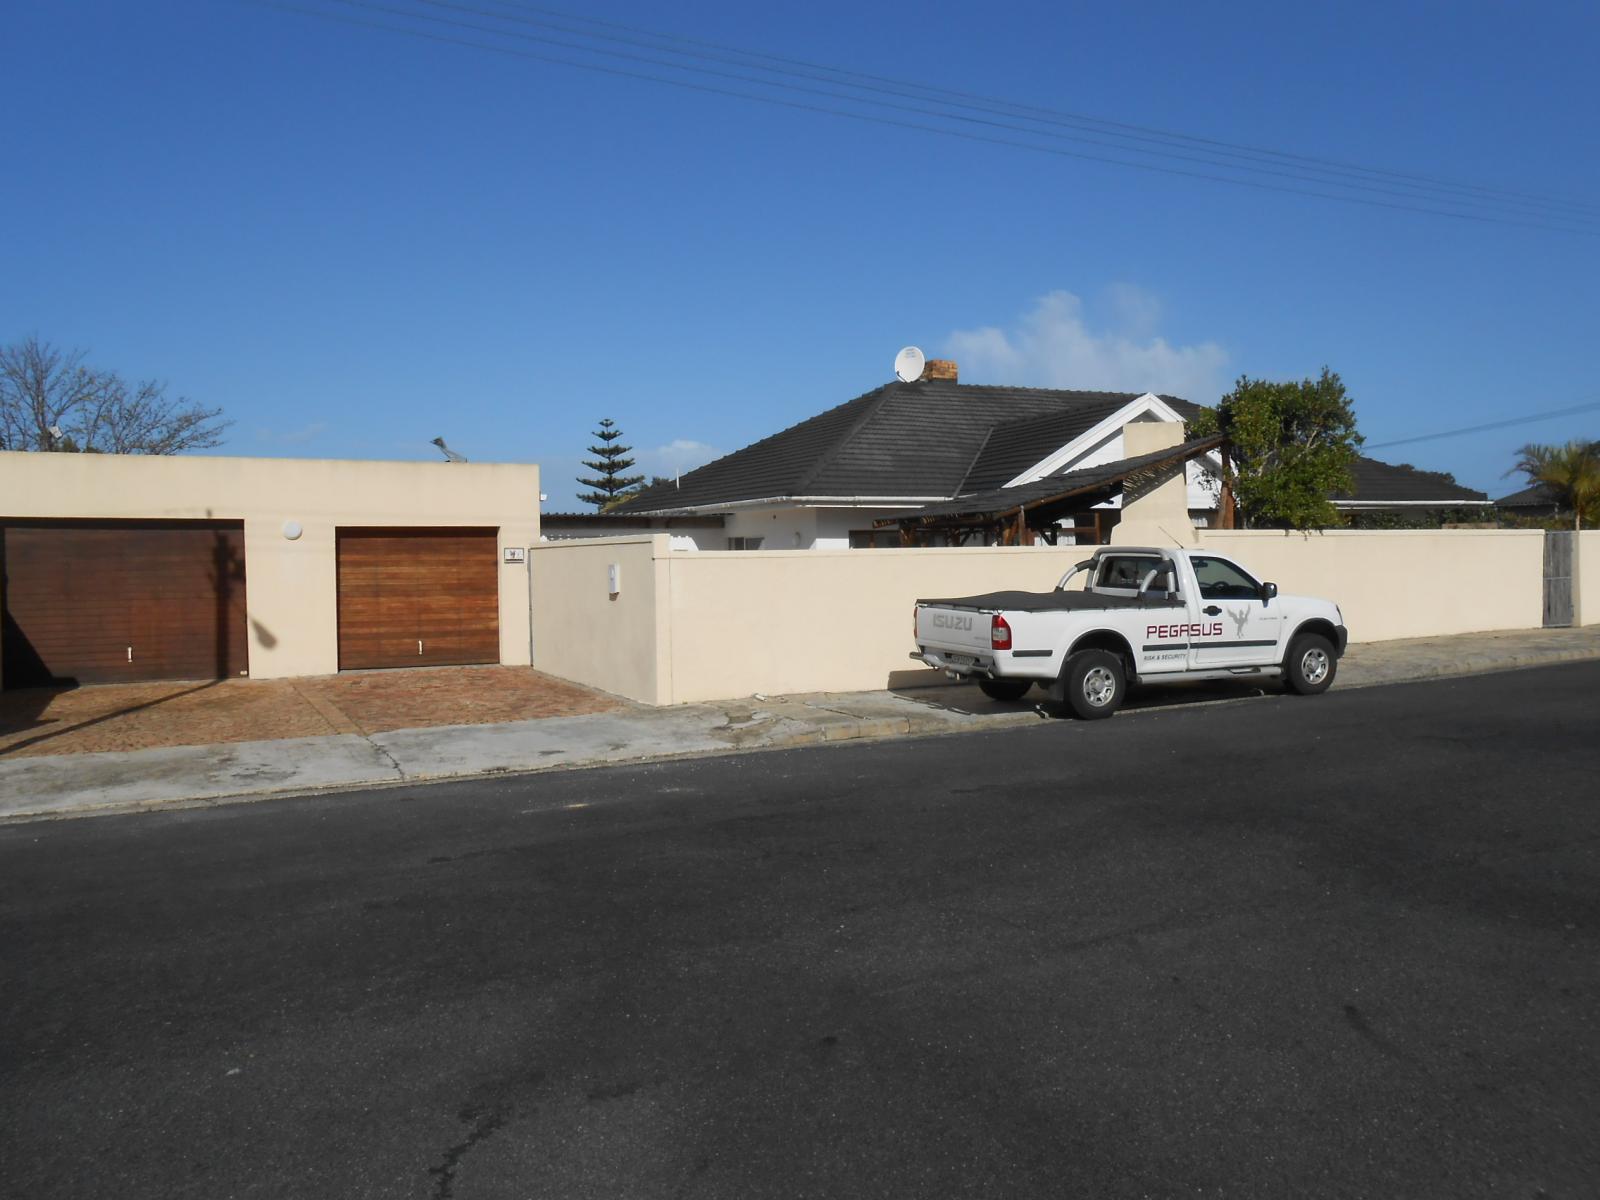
[[1364, 398, 1600, 450], [396, 0, 1586, 223], [257, 0, 1599, 235], [346, 0, 1600, 227], [453, 0, 1600, 221], [493, 0, 1599, 219]]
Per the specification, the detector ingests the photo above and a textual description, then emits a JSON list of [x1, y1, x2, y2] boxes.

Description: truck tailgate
[[915, 603, 991, 653]]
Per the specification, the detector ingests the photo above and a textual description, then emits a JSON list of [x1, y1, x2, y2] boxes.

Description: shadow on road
[[892, 677, 1277, 718]]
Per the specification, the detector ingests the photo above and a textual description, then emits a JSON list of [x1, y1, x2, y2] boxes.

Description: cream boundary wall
[[0, 450, 540, 680], [532, 528, 1552, 705], [528, 535, 668, 704], [530, 538, 1085, 704], [1194, 529, 1544, 641], [1579, 531, 1599, 626]]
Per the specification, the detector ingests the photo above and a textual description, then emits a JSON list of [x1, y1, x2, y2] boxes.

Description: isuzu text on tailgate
[[912, 546, 1347, 719]]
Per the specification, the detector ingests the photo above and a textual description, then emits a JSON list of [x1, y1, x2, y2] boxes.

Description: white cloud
[[254, 420, 328, 446], [944, 288, 1228, 401], [645, 438, 719, 480]]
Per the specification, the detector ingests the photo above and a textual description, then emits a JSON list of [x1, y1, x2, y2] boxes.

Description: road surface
[[4, 663, 1599, 1198]]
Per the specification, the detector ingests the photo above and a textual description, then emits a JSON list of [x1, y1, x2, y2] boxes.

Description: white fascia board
[[1333, 499, 1494, 509], [628, 495, 946, 516], [1003, 393, 1186, 488]]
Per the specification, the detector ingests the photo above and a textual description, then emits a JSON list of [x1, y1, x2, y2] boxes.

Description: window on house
[[848, 530, 901, 549], [726, 536, 765, 551]]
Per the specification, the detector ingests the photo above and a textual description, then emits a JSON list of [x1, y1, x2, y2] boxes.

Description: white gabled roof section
[[1003, 393, 1189, 487]]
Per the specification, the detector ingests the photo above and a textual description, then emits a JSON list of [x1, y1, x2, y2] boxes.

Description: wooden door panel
[[336, 528, 499, 670], [2, 521, 247, 687]]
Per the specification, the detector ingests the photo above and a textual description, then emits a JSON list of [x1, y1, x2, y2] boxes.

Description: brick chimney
[[921, 358, 958, 382]]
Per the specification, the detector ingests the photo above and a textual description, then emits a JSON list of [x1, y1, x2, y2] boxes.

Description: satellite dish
[[893, 346, 926, 383]]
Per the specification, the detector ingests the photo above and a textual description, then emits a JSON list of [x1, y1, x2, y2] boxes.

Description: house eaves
[[1333, 498, 1494, 510], [621, 493, 949, 517], [1002, 393, 1192, 487]]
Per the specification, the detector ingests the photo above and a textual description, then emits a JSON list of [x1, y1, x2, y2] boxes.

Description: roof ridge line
[[790, 384, 897, 494], [954, 424, 998, 494]]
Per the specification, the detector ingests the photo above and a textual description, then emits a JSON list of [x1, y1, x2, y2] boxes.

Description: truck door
[[1093, 553, 1189, 676], [1186, 554, 1283, 669]]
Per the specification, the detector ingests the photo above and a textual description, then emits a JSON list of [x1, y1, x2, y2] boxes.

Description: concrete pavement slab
[[2, 625, 1597, 821], [0, 732, 400, 818]]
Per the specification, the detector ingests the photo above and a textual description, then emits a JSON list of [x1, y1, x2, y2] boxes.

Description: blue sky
[[4, 0, 1597, 507]]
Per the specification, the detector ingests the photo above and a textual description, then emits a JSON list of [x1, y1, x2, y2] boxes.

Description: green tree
[[0, 334, 228, 454], [1508, 439, 1600, 530], [576, 418, 645, 510], [1187, 369, 1362, 529]]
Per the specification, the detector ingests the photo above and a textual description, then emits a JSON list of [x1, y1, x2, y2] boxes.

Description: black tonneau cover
[[916, 590, 1181, 613]]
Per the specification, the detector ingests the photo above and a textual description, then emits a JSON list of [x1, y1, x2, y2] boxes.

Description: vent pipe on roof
[[921, 359, 958, 382]]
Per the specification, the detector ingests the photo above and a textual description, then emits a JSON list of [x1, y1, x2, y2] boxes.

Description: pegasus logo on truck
[[1226, 606, 1251, 638]]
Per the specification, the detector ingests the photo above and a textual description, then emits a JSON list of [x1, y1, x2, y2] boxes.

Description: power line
[[457, 0, 1600, 222], [394, 0, 1596, 225], [1364, 398, 1600, 450], [259, 0, 1600, 235]]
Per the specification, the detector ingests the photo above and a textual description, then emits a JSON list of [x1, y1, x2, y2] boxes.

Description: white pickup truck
[[913, 546, 1347, 719]]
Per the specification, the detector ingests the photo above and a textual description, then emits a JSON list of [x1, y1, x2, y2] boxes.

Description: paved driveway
[[0, 666, 619, 758]]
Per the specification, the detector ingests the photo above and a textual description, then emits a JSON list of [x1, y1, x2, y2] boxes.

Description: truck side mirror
[[1260, 581, 1278, 604]]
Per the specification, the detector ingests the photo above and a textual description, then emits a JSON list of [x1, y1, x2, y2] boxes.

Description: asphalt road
[[5, 663, 1600, 1199]]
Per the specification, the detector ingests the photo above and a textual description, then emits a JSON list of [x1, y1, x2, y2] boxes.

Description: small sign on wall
[[503, 547, 526, 564]]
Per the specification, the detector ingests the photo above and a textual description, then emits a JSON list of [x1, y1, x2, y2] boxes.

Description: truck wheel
[[977, 677, 1033, 702], [1284, 633, 1337, 695], [1063, 650, 1125, 720]]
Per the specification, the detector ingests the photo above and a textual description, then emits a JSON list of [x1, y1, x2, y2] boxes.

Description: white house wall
[[723, 506, 820, 550], [812, 507, 916, 548]]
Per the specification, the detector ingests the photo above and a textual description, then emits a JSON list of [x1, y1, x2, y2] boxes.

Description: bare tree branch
[[0, 334, 228, 454]]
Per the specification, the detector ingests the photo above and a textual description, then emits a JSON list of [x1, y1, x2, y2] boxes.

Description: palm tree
[[1509, 440, 1600, 529]]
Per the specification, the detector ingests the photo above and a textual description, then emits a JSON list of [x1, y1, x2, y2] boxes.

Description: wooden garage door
[[1, 520, 249, 688], [336, 528, 500, 670]]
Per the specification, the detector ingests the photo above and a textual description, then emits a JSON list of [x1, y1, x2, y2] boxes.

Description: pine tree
[[576, 418, 645, 509]]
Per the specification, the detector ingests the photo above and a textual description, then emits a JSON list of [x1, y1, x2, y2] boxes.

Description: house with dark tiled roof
[[606, 360, 1204, 548], [589, 359, 1486, 548], [1494, 481, 1561, 518], [1333, 459, 1490, 514]]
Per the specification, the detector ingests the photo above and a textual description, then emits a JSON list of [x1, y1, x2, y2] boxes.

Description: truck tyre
[[1063, 649, 1125, 720], [977, 677, 1033, 702], [1284, 633, 1337, 695]]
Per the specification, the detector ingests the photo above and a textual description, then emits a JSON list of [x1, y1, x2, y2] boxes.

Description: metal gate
[[1543, 530, 1575, 628]]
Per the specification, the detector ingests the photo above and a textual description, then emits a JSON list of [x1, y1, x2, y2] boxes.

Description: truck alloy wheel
[[1063, 649, 1125, 720], [1284, 633, 1337, 695]]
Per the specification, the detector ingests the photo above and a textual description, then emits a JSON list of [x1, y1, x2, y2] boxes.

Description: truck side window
[[1191, 556, 1261, 600]]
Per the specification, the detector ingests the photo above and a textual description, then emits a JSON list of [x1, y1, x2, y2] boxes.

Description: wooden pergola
[[875, 435, 1231, 548]]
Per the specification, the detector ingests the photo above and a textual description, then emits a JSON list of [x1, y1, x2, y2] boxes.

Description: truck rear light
[[990, 614, 1012, 650]]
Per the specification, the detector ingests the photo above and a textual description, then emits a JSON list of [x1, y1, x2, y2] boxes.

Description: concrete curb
[[3, 628, 1597, 823]]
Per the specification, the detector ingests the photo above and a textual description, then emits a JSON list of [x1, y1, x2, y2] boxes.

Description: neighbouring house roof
[[539, 511, 725, 526], [1333, 459, 1490, 508], [885, 436, 1226, 524], [614, 381, 1197, 515], [1495, 482, 1560, 509]]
